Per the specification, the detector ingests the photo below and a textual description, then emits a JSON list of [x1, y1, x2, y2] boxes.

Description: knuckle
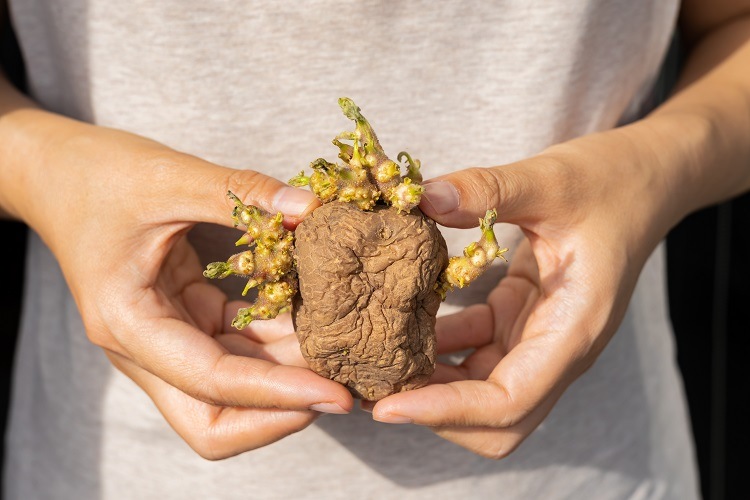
[[455, 381, 525, 428], [189, 433, 230, 461], [191, 368, 231, 407], [139, 150, 194, 198], [461, 167, 506, 214], [187, 384, 222, 407], [140, 149, 184, 177], [569, 332, 604, 378], [465, 154, 580, 223], [489, 382, 522, 428], [188, 413, 312, 461], [83, 326, 118, 351], [470, 165, 532, 222], [471, 430, 527, 460], [223, 169, 281, 211], [191, 354, 254, 408], [478, 440, 516, 461], [131, 149, 198, 223], [532, 153, 580, 210], [79, 306, 125, 354]]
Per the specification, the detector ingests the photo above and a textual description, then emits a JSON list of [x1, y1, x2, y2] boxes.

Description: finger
[[181, 280, 228, 337], [215, 332, 308, 368], [120, 314, 352, 413], [147, 154, 320, 228], [430, 363, 469, 384], [209, 164, 321, 228], [433, 427, 526, 460], [106, 351, 318, 460], [419, 158, 566, 228], [434, 269, 539, 384], [432, 340, 506, 384], [435, 304, 494, 355], [432, 388, 562, 459], [442, 253, 540, 384]]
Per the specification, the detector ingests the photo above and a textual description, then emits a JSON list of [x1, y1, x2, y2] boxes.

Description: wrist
[[626, 113, 706, 223], [536, 118, 699, 265], [0, 106, 90, 231], [629, 109, 743, 223]]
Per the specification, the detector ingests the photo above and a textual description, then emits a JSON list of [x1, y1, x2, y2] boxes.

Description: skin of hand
[[370, 3, 750, 458], [0, 78, 354, 459]]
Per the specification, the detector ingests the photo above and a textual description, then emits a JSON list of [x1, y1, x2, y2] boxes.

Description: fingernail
[[372, 413, 413, 424], [272, 187, 317, 217], [309, 402, 349, 415], [422, 182, 459, 215]]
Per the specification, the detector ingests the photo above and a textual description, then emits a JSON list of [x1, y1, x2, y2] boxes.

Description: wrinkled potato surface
[[293, 202, 448, 400]]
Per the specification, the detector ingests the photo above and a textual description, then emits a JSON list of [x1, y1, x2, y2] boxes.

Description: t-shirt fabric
[[5, 1, 699, 498]]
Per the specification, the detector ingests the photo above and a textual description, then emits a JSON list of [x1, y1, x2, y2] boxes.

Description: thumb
[[171, 158, 320, 229], [419, 162, 550, 229]]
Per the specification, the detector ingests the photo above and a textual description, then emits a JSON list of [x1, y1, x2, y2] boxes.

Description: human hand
[[10, 118, 353, 459], [370, 121, 681, 458]]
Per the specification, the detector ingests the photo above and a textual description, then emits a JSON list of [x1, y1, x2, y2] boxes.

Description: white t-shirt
[[5, 1, 699, 498]]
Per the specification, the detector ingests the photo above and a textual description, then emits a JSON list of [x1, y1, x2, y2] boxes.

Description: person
[[1, 1, 748, 498]]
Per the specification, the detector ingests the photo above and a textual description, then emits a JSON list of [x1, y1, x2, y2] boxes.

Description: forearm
[[642, 15, 750, 222]]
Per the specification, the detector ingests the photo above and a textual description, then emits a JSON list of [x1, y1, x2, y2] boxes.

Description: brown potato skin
[[293, 202, 448, 400]]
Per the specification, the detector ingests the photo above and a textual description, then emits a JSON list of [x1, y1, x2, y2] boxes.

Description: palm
[[103, 234, 321, 458], [151, 236, 304, 364], [373, 229, 635, 458], [432, 238, 540, 385]]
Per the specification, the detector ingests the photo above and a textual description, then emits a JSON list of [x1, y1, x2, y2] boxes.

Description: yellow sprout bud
[[388, 178, 424, 213], [233, 251, 255, 274], [204, 195, 298, 329], [376, 160, 401, 183], [436, 209, 508, 298]]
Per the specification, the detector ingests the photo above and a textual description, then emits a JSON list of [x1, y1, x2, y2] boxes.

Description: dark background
[[1, 7, 25, 497], [1, 14, 748, 500]]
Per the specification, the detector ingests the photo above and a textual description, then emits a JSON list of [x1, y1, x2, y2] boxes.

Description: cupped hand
[[371, 122, 679, 458], [17, 119, 353, 459]]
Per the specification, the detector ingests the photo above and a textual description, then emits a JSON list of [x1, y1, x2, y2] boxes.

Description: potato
[[204, 98, 505, 399], [293, 202, 447, 400]]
